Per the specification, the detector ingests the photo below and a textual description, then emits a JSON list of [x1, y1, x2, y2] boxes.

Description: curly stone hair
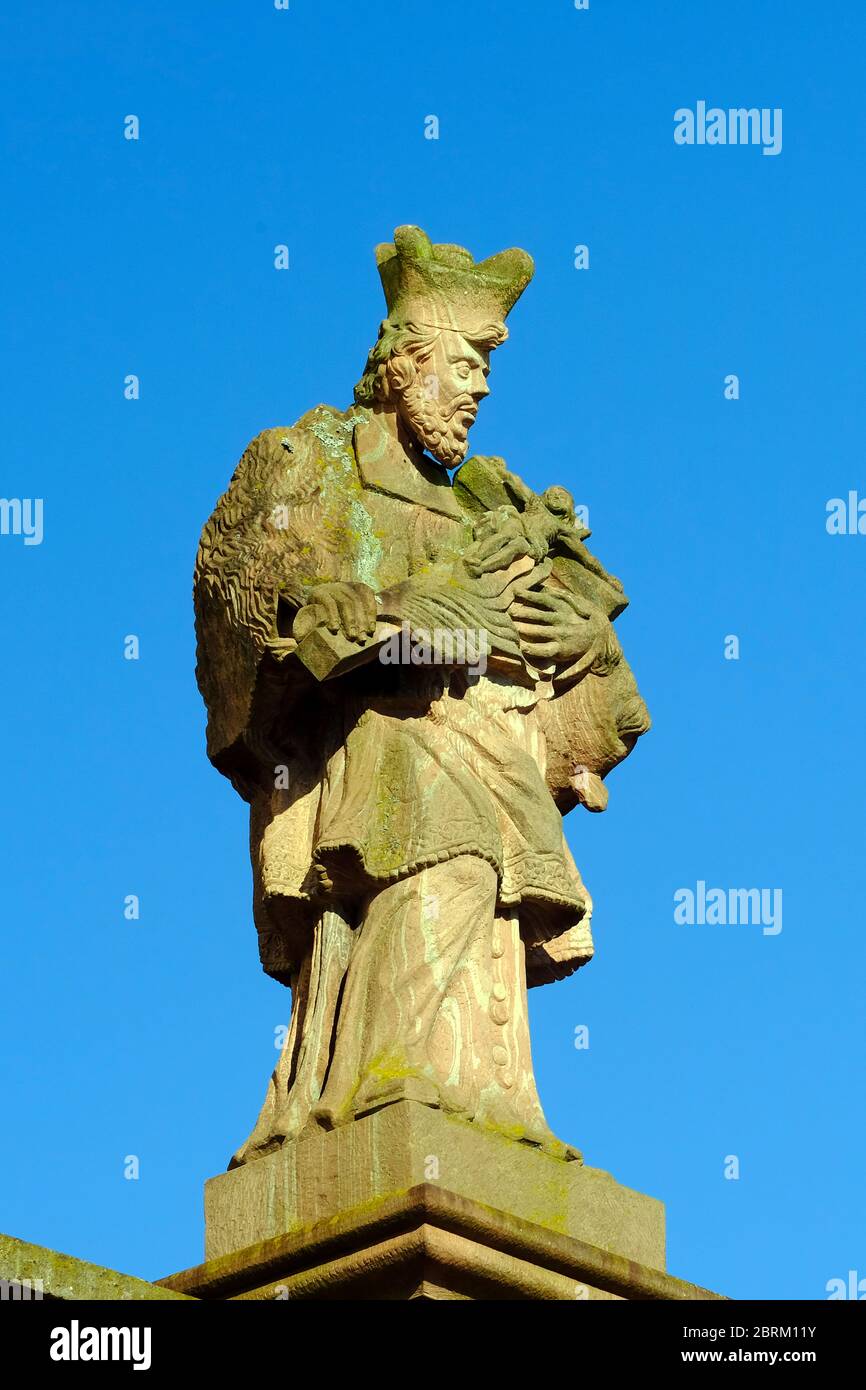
[[354, 316, 508, 406]]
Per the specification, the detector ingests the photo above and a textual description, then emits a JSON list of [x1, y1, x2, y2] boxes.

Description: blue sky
[[1, 1, 863, 1299]]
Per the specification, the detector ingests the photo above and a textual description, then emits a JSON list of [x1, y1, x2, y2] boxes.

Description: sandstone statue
[[194, 225, 650, 1169]]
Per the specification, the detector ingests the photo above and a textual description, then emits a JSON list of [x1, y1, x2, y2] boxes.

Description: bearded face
[[389, 329, 491, 469]]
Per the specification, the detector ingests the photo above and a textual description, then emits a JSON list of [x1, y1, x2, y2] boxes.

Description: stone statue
[[194, 225, 649, 1170]]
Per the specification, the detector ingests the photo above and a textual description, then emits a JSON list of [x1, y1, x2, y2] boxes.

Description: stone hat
[[375, 224, 534, 333]]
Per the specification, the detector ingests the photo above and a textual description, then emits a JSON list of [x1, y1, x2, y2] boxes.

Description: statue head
[[354, 226, 534, 469]]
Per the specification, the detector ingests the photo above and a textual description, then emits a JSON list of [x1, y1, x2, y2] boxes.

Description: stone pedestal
[[158, 1103, 724, 1301]]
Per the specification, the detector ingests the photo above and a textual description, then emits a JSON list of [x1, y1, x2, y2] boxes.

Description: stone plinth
[[157, 1103, 724, 1301], [160, 1184, 723, 1302]]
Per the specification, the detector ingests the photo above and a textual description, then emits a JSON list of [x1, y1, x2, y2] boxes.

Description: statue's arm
[[195, 425, 369, 792]]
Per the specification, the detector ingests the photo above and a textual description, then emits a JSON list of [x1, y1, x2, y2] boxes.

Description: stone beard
[[398, 371, 476, 467], [193, 225, 650, 1169]]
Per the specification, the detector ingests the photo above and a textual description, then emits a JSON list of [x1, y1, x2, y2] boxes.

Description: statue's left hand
[[510, 583, 606, 664]]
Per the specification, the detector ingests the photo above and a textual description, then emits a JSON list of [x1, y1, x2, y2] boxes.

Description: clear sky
[[1, 1, 863, 1300]]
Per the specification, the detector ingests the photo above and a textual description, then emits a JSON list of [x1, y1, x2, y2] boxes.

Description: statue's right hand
[[293, 581, 378, 644]]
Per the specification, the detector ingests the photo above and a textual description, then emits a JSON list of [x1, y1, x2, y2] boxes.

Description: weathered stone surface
[[0, 1234, 193, 1301], [202, 1100, 663, 1269], [161, 1184, 725, 1302]]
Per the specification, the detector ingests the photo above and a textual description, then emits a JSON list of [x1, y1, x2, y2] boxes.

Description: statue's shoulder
[[289, 402, 367, 463], [452, 453, 515, 517], [227, 404, 367, 499]]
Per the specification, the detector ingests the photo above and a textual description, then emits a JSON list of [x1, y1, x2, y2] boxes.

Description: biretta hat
[[375, 225, 534, 334]]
